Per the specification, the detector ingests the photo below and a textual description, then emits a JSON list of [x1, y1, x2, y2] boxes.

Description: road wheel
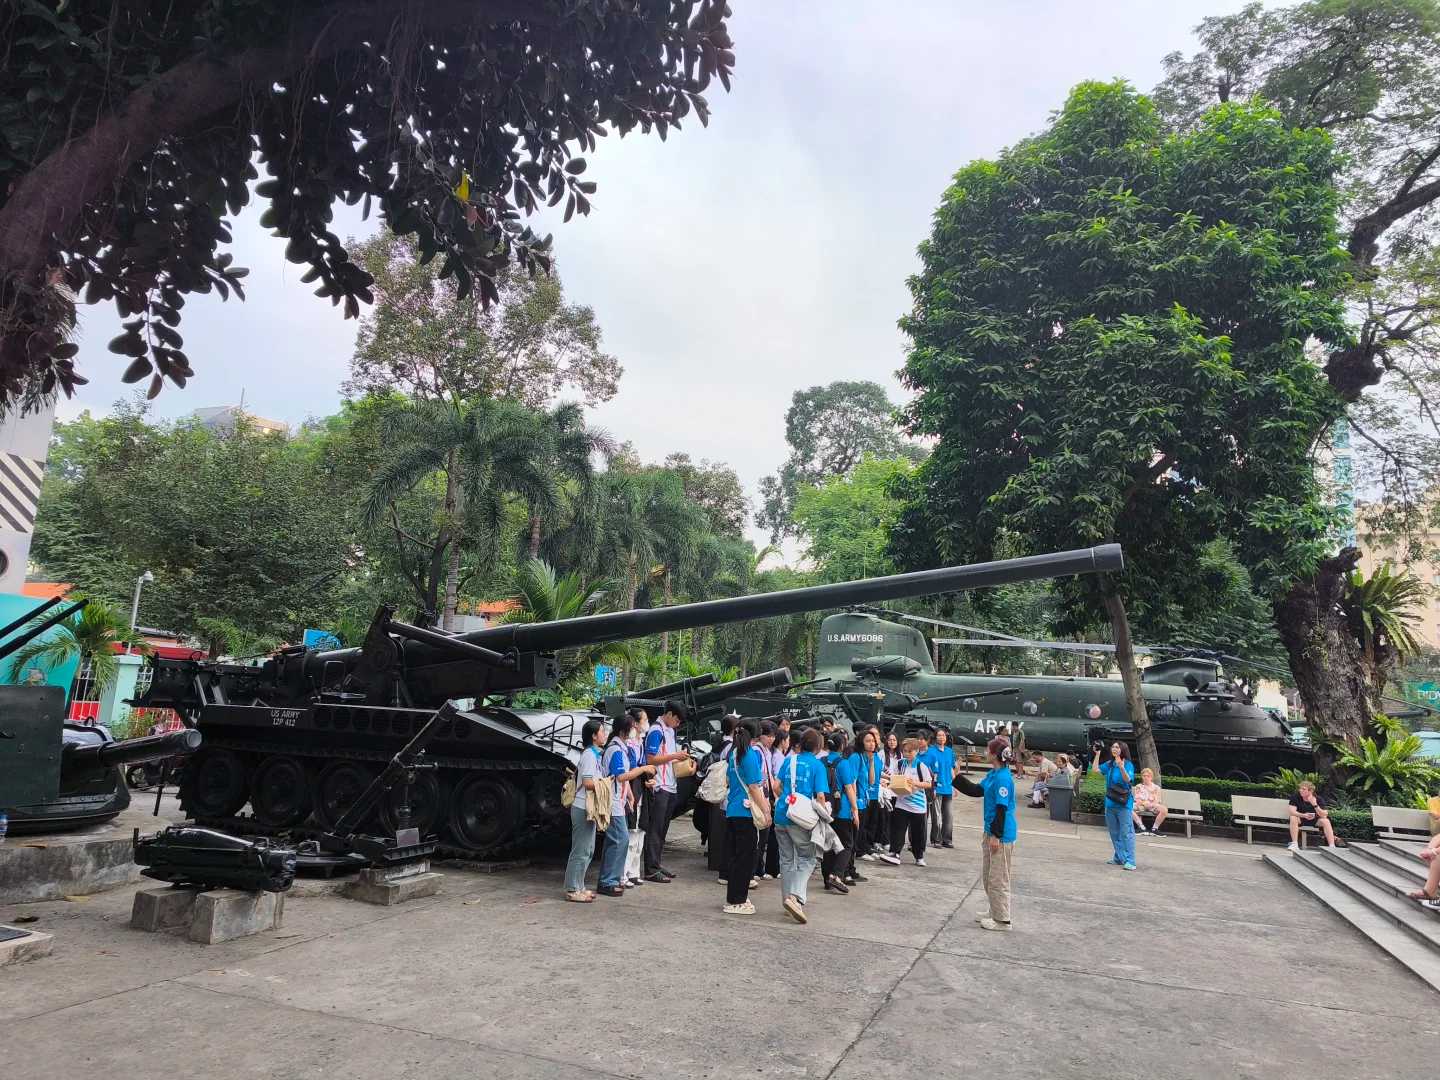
[[179, 748, 250, 818], [250, 755, 313, 828], [1190, 766, 1218, 779], [378, 771, 445, 836], [1160, 763, 1183, 779], [447, 774, 525, 851], [1223, 769, 1251, 782], [314, 761, 376, 830], [125, 765, 148, 789]]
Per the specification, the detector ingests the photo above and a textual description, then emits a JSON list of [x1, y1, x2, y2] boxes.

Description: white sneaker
[[1326, 842, 1338, 849], [978, 917, 1011, 932], [723, 901, 756, 915], [782, 896, 807, 924], [860, 853, 878, 862], [877, 852, 901, 865], [1286, 841, 1300, 852], [915, 857, 927, 867]]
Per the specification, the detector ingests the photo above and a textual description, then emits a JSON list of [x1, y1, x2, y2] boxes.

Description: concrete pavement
[[3, 806, 1436, 1079]]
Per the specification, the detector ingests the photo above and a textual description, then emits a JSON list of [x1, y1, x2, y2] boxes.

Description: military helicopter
[[783, 609, 1312, 780]]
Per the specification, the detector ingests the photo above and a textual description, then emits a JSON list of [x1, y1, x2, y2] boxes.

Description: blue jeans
[[565, 804, 596, 893], [777, 824, 817, 904], [1105, 804, 1135, 866], [599, 811, 629, 888]]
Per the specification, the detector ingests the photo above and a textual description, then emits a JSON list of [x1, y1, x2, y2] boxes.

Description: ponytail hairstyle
[[607, 711, 634, 748], [986, 735, 1012, 765], [825, 730, 846, 755], [842, 728, 861, 757], [580, 718, 605, 750], [732, 717, 758, 760]]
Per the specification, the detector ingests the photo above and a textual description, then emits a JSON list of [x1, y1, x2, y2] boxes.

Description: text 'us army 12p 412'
[[134, 545, 1123, 859]]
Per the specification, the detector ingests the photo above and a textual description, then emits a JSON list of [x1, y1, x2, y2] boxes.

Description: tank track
[[180, 737, 566, 861]]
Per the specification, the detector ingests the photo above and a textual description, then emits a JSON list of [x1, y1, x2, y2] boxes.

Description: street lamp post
[[128, 570, 154, 653]]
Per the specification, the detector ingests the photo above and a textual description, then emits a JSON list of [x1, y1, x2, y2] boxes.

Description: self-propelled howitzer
[[136, 545, 1122, 857]]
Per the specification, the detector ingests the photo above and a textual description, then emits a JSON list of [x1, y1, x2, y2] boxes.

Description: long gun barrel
[[62, 728, 202, 779], [632, 673, 717, 699], [309, 544, 1123, 680]]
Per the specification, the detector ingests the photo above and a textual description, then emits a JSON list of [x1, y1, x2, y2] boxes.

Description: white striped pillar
[[0, 397, 57, 594]]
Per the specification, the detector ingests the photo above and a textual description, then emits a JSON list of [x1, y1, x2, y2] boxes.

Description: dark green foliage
[[0, 1, 733, 405], [893, 82, 1351, 644]]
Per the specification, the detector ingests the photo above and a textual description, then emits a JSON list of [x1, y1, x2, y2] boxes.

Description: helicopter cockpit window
[[961, 697, 979, 711], [1021, 700, 1039, 716]]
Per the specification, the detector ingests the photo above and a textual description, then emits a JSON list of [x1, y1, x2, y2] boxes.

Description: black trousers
[[725, 818, 758, 905], [861, 803, 884, 854], [644, 789, 675, 874], [755, 825, 780, 877], [890, 809, 926, 859], [823, 818, 855, 880], [706, 802, 729, 872]]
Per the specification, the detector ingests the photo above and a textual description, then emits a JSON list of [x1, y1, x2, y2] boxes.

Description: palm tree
[[6, 598, 146, 696], [522, 403, 615, 559], [1344, 562, 1427, 707], [505, 558, 632, 680], [364, 399, 559, 628]]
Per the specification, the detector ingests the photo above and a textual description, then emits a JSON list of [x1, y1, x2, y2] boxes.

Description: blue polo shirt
[[1099, 760, 1135, 810], [981, 765, 1017, 843], [859, 752, 882, 802], [601, 741, 630, 808], [931, 745, 956, 795], [835, 753, 861, 821], [775, 751, 826, 827], [725, 746, 764, 819]]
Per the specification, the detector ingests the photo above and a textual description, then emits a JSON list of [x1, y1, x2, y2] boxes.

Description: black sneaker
[[848, 871, 869, 883], [597, 885, 625, 897], [658, 866, 678, 878], [824, 876, 850, 894]]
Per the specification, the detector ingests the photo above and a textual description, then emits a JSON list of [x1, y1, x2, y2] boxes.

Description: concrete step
[[1347, 842, 1429, 886], [1265, 853, 1440, 994], [1318, 847, 1439, 916], [1296, 849, 1440, 952], [1379, 838, 1430, 863]]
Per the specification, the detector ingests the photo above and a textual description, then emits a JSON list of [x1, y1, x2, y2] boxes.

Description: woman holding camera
[[1093, 740, 1136, 871]]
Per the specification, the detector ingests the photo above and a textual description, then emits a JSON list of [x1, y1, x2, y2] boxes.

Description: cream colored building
[[1355, 522, 1440, 651]]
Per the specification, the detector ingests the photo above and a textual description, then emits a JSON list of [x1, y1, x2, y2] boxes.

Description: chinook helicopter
[[791, 610, 1311, 780]]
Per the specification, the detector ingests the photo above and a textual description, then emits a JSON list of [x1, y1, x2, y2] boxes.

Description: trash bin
[[1048, 769, 1074, 822]]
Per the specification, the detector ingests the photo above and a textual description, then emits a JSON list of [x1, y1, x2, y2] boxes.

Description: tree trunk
[[1101, 581, 1159, 776], [1274, 547, 1369, 778], [691, 626, 703, 661], [527, 512, 542, 559]]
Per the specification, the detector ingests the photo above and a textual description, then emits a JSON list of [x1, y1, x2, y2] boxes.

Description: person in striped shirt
[[878, 737, 933, 866]]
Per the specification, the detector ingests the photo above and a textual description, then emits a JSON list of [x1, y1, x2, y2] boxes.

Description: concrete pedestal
[[0, 927, 53, 967], [129, 886, 284, 943], [342, 862, 443, 906]]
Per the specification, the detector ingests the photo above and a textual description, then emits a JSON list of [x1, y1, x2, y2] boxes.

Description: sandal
[[565, 891, 595, 903], [1409, 889, 1437, 900]]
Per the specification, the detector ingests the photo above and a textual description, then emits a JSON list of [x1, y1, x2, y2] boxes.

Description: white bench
[[1135, 788, 1203, 838], [1371, 805, 1431, 842], [1232, 795, 1318, 846]]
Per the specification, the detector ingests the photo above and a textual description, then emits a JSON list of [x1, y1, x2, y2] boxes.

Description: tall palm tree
[[522, 403, 615, 559], [6, 598, 146, 696], [505, 558, 631, 680], [364, 399, 559, 628]]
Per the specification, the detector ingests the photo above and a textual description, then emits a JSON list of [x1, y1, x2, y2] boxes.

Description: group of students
[[564, 705, 1022, 932]]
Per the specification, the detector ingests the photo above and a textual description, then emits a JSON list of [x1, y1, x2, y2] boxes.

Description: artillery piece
[[135, 545, 1123, 857]]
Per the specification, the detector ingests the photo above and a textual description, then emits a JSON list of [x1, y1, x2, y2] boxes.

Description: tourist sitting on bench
[[1131, 768, 1167, 836], [1288, 780, 1338, 851], [1027, 753, 1056, 807]]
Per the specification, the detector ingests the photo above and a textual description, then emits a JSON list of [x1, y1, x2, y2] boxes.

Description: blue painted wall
[[0, 593, 81, 700]]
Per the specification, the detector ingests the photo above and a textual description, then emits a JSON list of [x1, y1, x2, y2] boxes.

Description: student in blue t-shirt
[[821, 731, 860, 895], [837, 732, 869, 886], [720, 718, 767, 915], [929, 727, 958, 848], [956, 734, 1018, 931], [1093, 740, 1137, 871], [774, 727, 829, 925], [880, 737, 933, 866], [596, 713, 657, 897], [855, 726, 884, 861]]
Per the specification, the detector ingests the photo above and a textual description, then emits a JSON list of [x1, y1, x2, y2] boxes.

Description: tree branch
[[1349, 175, 1440, 267], [0, 0, 543, 281]]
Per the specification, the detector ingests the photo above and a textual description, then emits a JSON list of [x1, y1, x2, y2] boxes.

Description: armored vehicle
[[802, 610, 1310, 779], [134, 545, 1123, 857]]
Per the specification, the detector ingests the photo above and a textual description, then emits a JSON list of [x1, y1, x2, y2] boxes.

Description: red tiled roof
[[22, 582, 72, 599]]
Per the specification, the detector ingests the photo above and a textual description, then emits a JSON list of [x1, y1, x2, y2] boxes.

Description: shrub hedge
[[1072, 770, 1376, 840]]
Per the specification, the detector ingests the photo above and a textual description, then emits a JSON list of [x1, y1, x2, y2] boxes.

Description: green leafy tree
[[6, 597, 145, 695], [1157, 0, 1440, 757], [346, 232, 622, 409], [892, 81, 1350, 774], [1345, 561, 1427, 703], [363, 398, 558, 627], [1336, 715, 1440, 802], [791, 456, 913, 583], [0, 2, 734, 405], [757, 381, 923, 541], [662, 452, 750, 538], [504, 558, 630, 681]]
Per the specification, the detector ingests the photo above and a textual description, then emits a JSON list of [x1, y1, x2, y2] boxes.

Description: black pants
[[861, 803, 884, 854], [823, 818, 855, 880], [644, 789, 674, 874], [890, 810, 926, 859], [756, 825, 780, 877], [725, 819, 758, 905], [706, 802, 729, 872]]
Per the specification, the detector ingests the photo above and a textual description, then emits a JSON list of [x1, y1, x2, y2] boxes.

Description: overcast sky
[[64, 1, 1251, 546]]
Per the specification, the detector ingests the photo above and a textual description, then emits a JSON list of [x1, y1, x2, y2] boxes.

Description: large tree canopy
[[891, 81, 1351, 766], [0, 0, 734, 407]]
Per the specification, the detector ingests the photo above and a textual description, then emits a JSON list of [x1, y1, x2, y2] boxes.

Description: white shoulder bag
[[784, 754, 820, 830]]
